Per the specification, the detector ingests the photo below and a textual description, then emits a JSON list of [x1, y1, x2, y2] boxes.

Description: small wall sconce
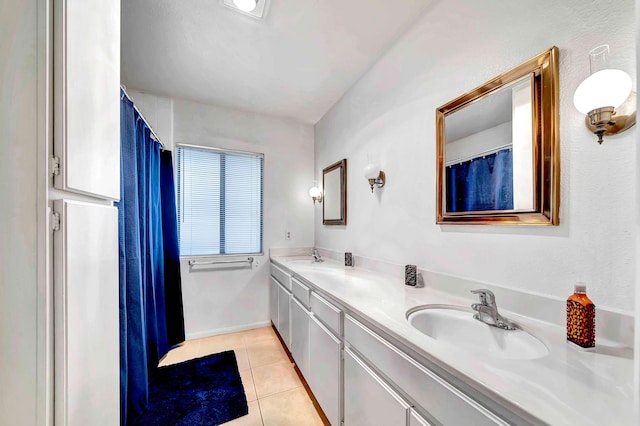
[[363, 163, 386, 193], [309, 186, 323, 204], [573, 45, 635, 144]]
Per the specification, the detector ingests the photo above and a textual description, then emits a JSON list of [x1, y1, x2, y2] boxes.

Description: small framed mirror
[[436, 47, 560, 225], [323, 159, 347, 225]]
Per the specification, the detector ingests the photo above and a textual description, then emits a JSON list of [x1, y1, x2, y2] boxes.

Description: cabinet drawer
[[344, 315, 508, 426], [271, 263, 291, 290], [310, 292, 342, 337], [291, 277, 311, 308]]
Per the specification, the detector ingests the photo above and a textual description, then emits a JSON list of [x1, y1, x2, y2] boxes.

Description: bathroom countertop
[[270, 255, 636, 426]]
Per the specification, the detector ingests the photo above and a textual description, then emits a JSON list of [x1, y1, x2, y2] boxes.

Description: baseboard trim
[[185, 320, 271, 340]]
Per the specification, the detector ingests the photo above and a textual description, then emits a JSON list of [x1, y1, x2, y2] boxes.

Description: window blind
[[177, 145, 263, 256]]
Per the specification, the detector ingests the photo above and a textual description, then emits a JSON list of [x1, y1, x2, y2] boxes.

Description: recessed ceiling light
[[233, 0, 256, 12], [221, 0, 269, 19]]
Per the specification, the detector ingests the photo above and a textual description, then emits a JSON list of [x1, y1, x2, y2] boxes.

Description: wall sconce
[[573, 45, 635, 144], [232, 0, 257, 12], [363, 163, 386, 193], [309, 186, 323, 204]]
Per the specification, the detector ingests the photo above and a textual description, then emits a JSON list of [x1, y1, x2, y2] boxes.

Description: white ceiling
[[121, 0, 431, 124]]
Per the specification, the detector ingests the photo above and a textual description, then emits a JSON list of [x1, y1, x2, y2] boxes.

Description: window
[[176, 145, 263, 256]]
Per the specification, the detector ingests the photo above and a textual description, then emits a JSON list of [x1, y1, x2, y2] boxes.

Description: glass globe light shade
[[363, 163, 380, 180], [308, 186, 322, 198], [573, 69, 632, 114], [233, 0, 257, 12]]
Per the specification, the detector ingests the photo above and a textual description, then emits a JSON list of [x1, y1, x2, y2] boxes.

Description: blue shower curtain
[[117, 92, 185, 425], [446, 148, 514, 212]]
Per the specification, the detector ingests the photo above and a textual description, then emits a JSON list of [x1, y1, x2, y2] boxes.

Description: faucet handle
[[471, 289, 496, 306]]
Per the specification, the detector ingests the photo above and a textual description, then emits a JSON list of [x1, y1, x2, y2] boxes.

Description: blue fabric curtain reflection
[[446, 148, 514, 212], [491, 149, 514, 210], [117, 92, 185, 425]]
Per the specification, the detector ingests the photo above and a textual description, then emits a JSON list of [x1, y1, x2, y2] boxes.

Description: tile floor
[[159, 326, 325, 426]]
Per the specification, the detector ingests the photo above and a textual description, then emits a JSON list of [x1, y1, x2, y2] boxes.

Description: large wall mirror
[[436, 47, 560, 225], [323, 159, 347, 225]]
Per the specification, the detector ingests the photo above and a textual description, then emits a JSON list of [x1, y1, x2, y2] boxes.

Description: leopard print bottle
[[566, 283, 595, 348]]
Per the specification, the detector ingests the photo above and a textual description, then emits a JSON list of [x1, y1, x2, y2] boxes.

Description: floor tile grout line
[[246, 369, 259, 403], [256, 384, 304, 401], [249, 357, 295, 371], [256, 397, 265, 426]]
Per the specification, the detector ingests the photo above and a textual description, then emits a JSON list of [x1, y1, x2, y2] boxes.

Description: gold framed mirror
[[323, 159, 347, 225], [436, 47, 559, 225]]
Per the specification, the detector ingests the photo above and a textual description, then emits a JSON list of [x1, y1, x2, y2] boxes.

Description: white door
[[53, 200, 119, 426], [270, 277, 279, 327], [277, 283, 291, 349], [343, 347, 409, 426], [290, 297, 310, 379], [54, 0, 120, 200], [309, 315, 342, 426]]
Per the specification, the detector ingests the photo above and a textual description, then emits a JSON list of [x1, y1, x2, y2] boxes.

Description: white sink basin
[[407, 305, 549, 360]]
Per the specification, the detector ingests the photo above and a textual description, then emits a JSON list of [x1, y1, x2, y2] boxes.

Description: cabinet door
[[277, 284, 291, 349], [270, 277, 279, 327], [54, 0, 120, 200], [344, 347, 409, 426], [309, 315, 342, 426], [410, 409, 434, 426], [53, 200, 119, 425], [290, 297, 310, 379]]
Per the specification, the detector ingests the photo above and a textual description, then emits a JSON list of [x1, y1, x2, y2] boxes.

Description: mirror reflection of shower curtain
[[446, 148, 514, 212]]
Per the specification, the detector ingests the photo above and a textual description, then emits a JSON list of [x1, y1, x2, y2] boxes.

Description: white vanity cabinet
[[271, 263, 292, 349], [344, 314, 507, 426], [269, 265, 342, 425], [269, 277, 279, 328], [269, 259, 526, 426], [344, 347, 410, 426], [277, 283, 292, 349], [308, 314, 342, 426], [290, 297, 311, 378]]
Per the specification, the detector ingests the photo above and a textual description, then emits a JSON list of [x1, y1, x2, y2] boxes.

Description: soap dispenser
[[566, 283, 595, 348]]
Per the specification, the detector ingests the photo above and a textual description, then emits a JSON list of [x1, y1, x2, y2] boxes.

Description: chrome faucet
[[311, 249, 324, 263], [470, 289, 515, 330]]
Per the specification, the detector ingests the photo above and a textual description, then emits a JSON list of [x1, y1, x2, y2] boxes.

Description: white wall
[[315, 0, 637, 312], [635, 0, 640, 416], [445, 122, 511, 163], [0, 0, 39, 424], [130, 91, 315, 338], [126, 90, 174, 150]]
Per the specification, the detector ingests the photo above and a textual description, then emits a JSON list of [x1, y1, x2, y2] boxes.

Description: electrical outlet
[[285, 231, 292, 240]]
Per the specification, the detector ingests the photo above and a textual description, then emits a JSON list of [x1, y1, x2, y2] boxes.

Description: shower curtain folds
[[445, 148, 514, 212], [117, 91, 185, 425]]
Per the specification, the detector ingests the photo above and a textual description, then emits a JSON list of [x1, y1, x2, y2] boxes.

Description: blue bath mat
[[133, 350, 248, 426]]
